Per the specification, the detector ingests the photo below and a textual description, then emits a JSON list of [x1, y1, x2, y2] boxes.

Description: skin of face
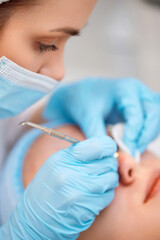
[[0, 0, 97, 80], [23, 124, 160, 240]]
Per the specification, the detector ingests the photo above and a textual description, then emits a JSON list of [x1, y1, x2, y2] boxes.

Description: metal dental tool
[[19, 121, 80, 144], [19, 121, 119, 158]]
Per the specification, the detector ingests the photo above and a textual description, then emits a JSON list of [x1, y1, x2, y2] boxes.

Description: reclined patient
[[0, 122, 160, 240]]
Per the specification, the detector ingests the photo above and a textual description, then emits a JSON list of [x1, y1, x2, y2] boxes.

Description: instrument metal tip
[[19, 121, 27, 126]]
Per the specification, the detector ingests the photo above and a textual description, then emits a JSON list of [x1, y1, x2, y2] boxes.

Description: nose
[[39, 54, 65, 81], [118, 152, 136, 185]]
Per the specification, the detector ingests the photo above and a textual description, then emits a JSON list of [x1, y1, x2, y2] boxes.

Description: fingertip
[[104, 189, 115, 205], [101, 136, 117, 156], [108, 172, 119, 189], [138, 144, 148, 154], [69, 136, 117, 162]]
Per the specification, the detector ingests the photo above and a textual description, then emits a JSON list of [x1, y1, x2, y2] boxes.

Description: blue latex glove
[[0, 136, 118, 240], [43, 78, 160, 155]]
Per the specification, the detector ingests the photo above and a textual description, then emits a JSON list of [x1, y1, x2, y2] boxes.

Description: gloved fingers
[[69, 172, 118, 196], [84, 156, 118, 175], [137, 100, 160, 152], [119, 96, 144, 156], [138, 144, 147, 154], [75, 190, 115, 223], [63, 136, 117, 162], [98, 189, 115, 209], [79, 114, 107, 138], [83, 190, 116, 215], [65, 156, 118, 177], [45, 143, 118, 182], [88, 172, 119, 194]]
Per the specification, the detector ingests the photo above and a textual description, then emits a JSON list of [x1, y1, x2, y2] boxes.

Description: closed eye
[[39, 43, 58, 53]]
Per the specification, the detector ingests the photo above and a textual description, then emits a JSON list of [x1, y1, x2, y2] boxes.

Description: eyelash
[[39, 43, 58, 53]]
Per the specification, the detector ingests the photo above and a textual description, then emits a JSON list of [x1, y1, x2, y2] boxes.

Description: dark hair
[[0, 0, 39, 32]]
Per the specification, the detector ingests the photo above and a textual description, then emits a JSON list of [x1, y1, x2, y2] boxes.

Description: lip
[[144, 169, 160, 203]]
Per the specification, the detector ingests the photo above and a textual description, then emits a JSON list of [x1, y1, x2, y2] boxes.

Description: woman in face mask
[[0, 0, 159, 239], [0, 1, 118, 239]]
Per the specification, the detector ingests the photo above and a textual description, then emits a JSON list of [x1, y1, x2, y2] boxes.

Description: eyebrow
[[49, 27, 80, 36]]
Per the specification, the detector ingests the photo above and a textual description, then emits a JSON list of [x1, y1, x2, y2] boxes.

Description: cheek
[[9, 39, 41, 73], [102, 187, 160, 240], [140, 158, 160, 177], [0, 29, 40, 73], [143, 205, 160, 239]]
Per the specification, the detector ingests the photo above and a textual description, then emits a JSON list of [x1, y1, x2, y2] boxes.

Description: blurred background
[[64, 0, 160, 91]]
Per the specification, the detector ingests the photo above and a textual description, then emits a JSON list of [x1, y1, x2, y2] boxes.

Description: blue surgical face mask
[[0, 56, 59, 118]]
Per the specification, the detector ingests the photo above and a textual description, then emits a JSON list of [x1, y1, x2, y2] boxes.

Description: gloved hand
[[0, 136, 118, 240], [43, 78, 160, 155]]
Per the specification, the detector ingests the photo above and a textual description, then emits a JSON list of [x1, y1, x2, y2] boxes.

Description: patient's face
[[23, 125, 160, 240], [79, 151, 160, 240]]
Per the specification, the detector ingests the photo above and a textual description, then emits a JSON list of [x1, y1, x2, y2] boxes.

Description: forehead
[[10, 0, 97, 32]]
